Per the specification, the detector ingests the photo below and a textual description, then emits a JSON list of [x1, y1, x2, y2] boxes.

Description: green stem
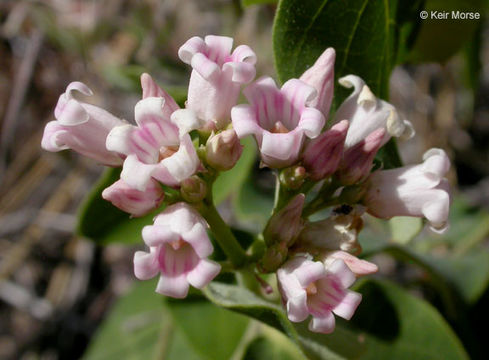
[[200, 202, 247, 268], [302, 177, 340, 217]]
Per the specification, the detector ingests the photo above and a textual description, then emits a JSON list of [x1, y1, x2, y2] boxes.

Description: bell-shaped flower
[[106, 97, 201, 191], [299, 47, 335, 118], [303, 120, 349, 180], [232, 77, 325, 168], [277, 256, 362, 334], [364, 148, 451, 233], [334, 75, 414, 148], [205, 129, 243, 171], [42, 82, 124, 166], [178, 35, 257, 129], [102, 179, 164, 217], [134, 203, 221, 298], [337, 128, 385, 185]]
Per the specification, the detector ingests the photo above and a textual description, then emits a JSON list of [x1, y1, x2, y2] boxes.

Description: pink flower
[[106, 97, 201, 191], [232, 77, 325, 168], [337, 128, 385, 185], [302, 120, 349, 180], [41, 82, 124, 166], [101, 179, 164, 217], [134, 203, 221, 298], [277, 256, 362, 334], [299, 47, 335, 118], [364, 148, 451, 233], [334, 75, 414, 148], [178, 35, 257, 129]]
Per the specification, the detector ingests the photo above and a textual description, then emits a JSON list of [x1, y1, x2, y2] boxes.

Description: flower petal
[[309, 312, 336, 334], [332, 290, 362, 320], [186, 259, 221, 289], [134, 251, 159, 280], [156, 273, 189, 299]]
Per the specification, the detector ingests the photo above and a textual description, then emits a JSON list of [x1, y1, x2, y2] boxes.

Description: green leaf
[[203, 282, 364, 360], [213, 137, 256, 205], [241, 0, 278, 7], [83, 281, 206, 360], [76, 168, 159, 245], [273, 0, 397, 101], [243, 330, 303, 360], [166, 299, 249, 360], [351, 279, 469, 360], [408, 0, 485, 63], [389, 216, 423, 244], [233, 172, 274, 230]]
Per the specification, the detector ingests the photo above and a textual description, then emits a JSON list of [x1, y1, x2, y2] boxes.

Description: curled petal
[[187, 259, 221, 289], [309, 312, 336, 334], [134, 251, 159, 280], [156, 273, 190, 299]]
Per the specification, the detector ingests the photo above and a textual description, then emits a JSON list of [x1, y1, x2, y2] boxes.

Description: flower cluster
[[42, 35, 451, 334]]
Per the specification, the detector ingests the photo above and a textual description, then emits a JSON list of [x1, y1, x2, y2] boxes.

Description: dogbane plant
[[41, 35, 451, 335]]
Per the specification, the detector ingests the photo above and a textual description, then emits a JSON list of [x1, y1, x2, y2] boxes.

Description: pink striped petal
[[309, 312, 336, 334], [299, 47, 335, 117], [142, 225, 179, 247], [120, 154, 157, 191], [134, 251, 159, 280], [156, 273, 189, 299], [332, 290, 362, 320], [183, 223, 214, 258], [297, 107, 325, 138], [140, 73, 180, 118], [186, 259, 221, 289]]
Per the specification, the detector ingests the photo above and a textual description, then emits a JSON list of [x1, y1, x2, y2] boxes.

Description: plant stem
[[200, 201, 247, 268]]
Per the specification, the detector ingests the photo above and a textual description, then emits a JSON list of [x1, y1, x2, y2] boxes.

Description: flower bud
[[264, 194, 305, 247], [303, 120, 349, 180], [102, 179, 164, 217], [205, 129, 243, 171], [322, 251, 378, 277], [295, 206, 364, 255], [337, 128, 385, 185], [180, 176, 207, 203], [258, 241, 288, 273], [299, 47, 335, 117], [279, 166, 307, 190]]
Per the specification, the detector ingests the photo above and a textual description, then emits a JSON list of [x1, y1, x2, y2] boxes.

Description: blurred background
[[0, 0, 488, 359]]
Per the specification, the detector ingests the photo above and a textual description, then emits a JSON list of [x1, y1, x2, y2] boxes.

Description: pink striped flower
[[364, 148, 451, 233], [101, 179, 164, 217], [334, 75, 414, 148], [232, 77, 325, 168], [106, 93, 201, 191], [41, 82, 124, 166], [277, 256, 362, 334], [134, 203, 221, 298], [179, 35, 257, 129], [299, 47, 335, 118]]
